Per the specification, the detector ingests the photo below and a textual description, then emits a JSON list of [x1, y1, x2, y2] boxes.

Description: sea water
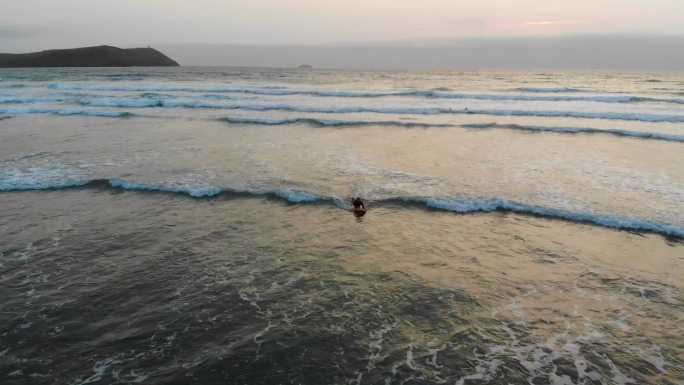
[[0, 67, 683, 384]]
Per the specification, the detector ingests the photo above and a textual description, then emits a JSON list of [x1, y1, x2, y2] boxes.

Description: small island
[[0, 45, 179, 68], [298, 64, 314, 69]]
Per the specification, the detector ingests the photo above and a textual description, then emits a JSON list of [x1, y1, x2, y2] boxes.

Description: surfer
[[352, 197, 366, 217], [352, 197, 365, 211]]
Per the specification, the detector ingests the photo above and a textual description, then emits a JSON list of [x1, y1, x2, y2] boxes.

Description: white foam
[[31, 92, 684, 121], [3, 177, 682, 238], [209, 103, 684, 122], [271, 190, 325, 203], [50, 83, 684, 104], [466, 123, 684, 142], [422, 91, 683, 104], [516, 87, 585, 93], [406, 197, 684, 238], [405, 345, 417, 370], [223, 117, 683, 142], [47, 83, 401, 97], [72, 357, 121, 385], [459, 108, 684, 123], [0, 107, 132, 117], [0, 167, 89, 191], [367, 323, 396, 371], [78, 98, 162, 108], [108, 179, 224, 197], [0, 95, 64, 104]]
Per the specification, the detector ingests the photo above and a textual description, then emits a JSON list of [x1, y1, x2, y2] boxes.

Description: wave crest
[[1, 177, 682, 238], [404, 197, 684, 238], [220, 117, 684, 142], [70, 100, 684, 122], [45, 83, 684, 104], [515, 87, 585, 93], [0, 107, 133, 117]]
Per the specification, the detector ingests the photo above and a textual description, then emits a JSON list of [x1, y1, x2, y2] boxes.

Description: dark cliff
[[0, 45, 179, 68]]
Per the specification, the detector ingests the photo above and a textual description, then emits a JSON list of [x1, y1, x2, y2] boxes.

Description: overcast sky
[[1, 0, 683, 69], [2, 0, 683, 50]]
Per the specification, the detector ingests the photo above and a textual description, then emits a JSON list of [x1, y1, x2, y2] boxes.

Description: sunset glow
[[1, 0, 683, 51]]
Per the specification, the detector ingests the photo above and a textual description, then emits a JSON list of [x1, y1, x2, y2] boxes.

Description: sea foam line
[[0, 95, 66, 104], [1, 178, 682, 238], [0, 107, 133, 117], [462, 123, 684, 142], [108, 179, 327, 202], [401, 197, 684, 238], [514, 87, 586, 93], [220, 117, 452, 128], [50, 83, 392, 97], [48, 83, 684, 104], [221, 117, 684, 142], [74, 99, 684, 122]]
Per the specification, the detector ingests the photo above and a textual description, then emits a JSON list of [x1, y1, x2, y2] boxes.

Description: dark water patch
[[0, 209, 479, 384], [1, 191, 682, 384]]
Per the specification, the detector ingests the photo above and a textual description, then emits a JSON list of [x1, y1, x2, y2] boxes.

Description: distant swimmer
[[352, 197, 366, 217]]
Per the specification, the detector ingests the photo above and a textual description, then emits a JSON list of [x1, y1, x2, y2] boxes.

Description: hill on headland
[[0, 45, 179, 68]]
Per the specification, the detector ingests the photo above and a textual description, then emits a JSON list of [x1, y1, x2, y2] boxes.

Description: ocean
[[0, 67, 682, 384]]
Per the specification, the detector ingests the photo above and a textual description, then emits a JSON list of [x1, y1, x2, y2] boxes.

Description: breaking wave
[[45, 83, 684, 104], [219, 117, 452, 128], [400, 197, 684, 238], [0, 95, 65, 104], [515, 87, 586, 93], [420, 92, 684, 104], [49, 83, 407, 97], [78, 98, 163, 108], [1, 178, 682, 238], [462, 123, 684, 142], [71, 100, 684, 122], [0, 107, 133, 117], [107, 179, 330, 202], [221, 117, 684, 142]]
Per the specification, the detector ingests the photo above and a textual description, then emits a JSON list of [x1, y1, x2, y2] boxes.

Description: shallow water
[[1, 67, 683, 384]]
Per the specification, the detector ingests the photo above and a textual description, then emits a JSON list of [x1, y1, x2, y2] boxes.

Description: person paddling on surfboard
[[352, 197, 366, 218], [352, 197, 366, 214]]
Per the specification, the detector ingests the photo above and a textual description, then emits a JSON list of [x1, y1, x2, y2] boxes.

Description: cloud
[[525, 20, 588, 26], [0, 26, 42, 39], [159, 34, 684, 71]]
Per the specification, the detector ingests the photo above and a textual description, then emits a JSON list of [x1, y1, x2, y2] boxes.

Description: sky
[[1, 0, 683, 69]]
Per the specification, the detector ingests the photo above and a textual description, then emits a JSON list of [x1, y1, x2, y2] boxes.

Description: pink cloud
[[524, 20, 588, 26]]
